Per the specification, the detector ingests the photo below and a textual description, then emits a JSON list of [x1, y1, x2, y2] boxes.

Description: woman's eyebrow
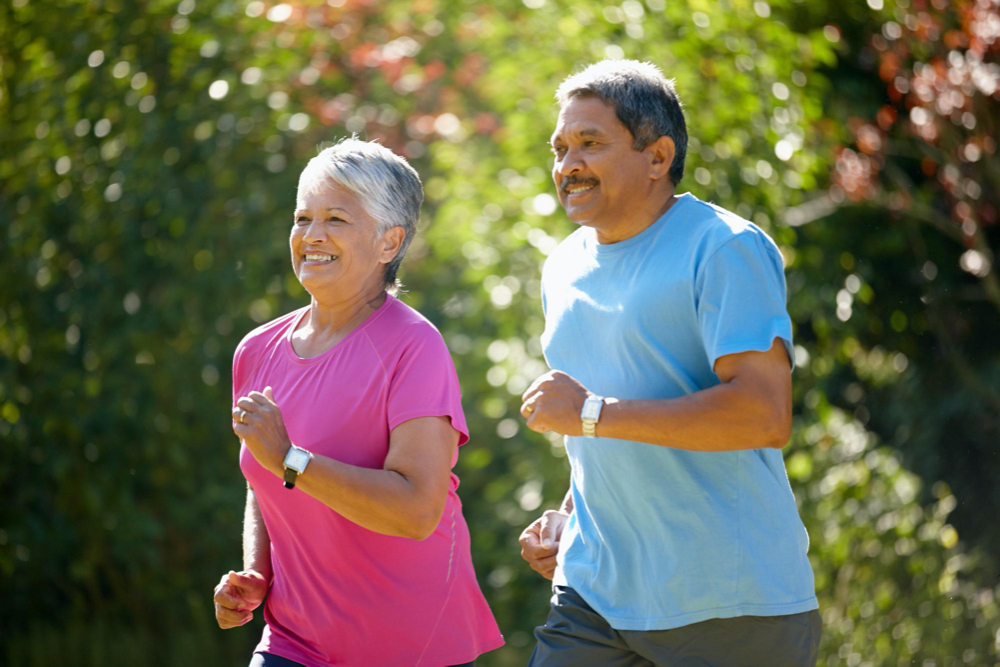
[[294, 207, 350, 215]]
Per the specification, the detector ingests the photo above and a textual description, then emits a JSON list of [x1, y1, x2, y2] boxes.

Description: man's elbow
[[760, 403, 792, 449]]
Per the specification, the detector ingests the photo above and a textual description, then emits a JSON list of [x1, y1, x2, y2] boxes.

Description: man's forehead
[[552, 98, 620, 139]]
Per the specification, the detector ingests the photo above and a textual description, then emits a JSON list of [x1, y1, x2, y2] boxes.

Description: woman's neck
[[305, 289, 387, 339]]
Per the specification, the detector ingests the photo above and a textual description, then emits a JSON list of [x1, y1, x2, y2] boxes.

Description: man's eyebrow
[[550, 127, 606, 143]]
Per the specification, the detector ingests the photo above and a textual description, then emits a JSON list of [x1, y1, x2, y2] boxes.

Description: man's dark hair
[[556, 60, 688, 184]]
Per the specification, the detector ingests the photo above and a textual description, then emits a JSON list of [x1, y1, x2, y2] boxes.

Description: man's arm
[[521, 338, 792, 451]]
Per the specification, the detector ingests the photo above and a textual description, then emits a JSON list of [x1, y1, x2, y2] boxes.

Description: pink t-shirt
[[233, 295, 504, 666]]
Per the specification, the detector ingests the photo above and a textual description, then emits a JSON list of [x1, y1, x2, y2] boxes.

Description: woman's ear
[[378, 226, 406, 264], [648, 135, 676, 182]]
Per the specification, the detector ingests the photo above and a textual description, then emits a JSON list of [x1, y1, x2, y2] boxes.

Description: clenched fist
[[213, 570, 268, 629], [518, 510, 570, 580]]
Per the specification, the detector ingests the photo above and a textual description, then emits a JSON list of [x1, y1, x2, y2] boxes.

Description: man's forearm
[[243, 487, 272, 581], [596, 377, 789, 451]]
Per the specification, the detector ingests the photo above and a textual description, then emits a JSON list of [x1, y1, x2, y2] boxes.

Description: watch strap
[[283, 466, 298, 490], [581, 395, 604, 438]]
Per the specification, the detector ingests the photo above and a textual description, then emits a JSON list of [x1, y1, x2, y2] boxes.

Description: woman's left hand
[[233, 386, 291, 476]]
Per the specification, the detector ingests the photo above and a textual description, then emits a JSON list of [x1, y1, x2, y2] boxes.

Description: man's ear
[[378, 226, 406, 264], [648, 135, 676, 182]]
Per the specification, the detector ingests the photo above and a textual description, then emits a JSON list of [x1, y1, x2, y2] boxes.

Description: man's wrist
[[580, 394, 604, 437]]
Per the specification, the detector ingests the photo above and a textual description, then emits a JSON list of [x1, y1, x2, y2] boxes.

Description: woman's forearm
[[294, 456, 445, 540], [243, 488, 272, 581]]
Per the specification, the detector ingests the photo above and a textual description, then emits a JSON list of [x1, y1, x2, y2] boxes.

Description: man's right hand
[[519, 509, 570, 580], [214, 569, 268, 629]]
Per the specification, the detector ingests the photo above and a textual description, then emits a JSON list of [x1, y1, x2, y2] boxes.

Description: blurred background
[[2, 0, 999, 664]]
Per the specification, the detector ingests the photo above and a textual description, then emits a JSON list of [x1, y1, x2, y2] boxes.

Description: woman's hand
[[213, 569, 268, 629], [233, 386, 292, 476]]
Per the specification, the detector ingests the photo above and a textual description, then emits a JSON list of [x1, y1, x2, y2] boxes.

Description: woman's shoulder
[[235, 307, 306, 358], [367, 296, 449, 352]]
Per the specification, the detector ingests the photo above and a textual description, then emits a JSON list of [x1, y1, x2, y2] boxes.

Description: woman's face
[[290, 182, 402, 303]]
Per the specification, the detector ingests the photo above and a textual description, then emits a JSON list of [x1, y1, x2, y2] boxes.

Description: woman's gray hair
[[297, 137, 423, 293], [556, 59, 688, 184]]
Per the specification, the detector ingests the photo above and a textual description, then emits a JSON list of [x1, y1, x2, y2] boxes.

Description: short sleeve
[[387, 325, 470, 446], [695, 231, 793, 370]]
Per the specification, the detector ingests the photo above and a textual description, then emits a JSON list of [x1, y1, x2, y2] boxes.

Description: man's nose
[[555, 149, 584, 176]]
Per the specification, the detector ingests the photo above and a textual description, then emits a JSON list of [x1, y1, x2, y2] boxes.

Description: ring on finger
[[239, 409, 247, 424]]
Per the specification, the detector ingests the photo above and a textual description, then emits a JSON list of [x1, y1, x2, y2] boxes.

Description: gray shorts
[[529, 586, 821, 667]]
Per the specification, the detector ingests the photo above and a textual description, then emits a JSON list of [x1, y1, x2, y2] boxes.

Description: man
[[518, 60, 820, 666]]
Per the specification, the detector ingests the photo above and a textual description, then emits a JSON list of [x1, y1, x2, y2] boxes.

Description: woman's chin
[[297, 273, 334, 296]]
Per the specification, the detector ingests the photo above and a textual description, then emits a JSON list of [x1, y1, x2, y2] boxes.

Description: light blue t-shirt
[[541, 193, 818, 631]]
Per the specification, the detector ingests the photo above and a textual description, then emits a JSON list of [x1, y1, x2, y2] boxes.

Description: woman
[[212, 139, 504, 666]]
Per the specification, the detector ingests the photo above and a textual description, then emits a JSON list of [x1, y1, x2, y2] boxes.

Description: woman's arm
[[243, 487, 272, 581], [233, 389, 458, 541], [294, 416, 457, 540], [213, 488, 271, 628]]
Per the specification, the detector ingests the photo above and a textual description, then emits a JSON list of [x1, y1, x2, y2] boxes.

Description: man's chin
[[563, 209, 601, 229]]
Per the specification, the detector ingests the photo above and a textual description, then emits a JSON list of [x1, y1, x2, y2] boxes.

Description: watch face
[[286, 448, 310, 472], [582, 398, 602, 420]]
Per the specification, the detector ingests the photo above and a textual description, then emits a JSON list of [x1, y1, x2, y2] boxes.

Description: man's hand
[[213, 569, 268, 629], [520, 370, 590, 436], [519, 509, 570, 580], [233, 386, 292, 476]]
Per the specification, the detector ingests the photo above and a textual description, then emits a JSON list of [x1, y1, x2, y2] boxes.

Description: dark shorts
[[528, 586, 821, 667], [250, 652, 475, 667]]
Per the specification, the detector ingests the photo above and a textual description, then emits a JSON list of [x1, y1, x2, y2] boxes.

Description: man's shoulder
[[679, 195, 780, 260], [547, 226, 590, 259], [541, 226, 591, 278]]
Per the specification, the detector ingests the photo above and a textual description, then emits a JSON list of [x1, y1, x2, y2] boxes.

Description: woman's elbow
[[400, 505, 445, 541]]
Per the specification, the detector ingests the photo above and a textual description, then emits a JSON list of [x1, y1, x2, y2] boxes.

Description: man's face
[[550, 96, 652, 233]]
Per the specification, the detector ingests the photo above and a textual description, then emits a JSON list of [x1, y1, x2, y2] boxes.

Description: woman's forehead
[[295, 182, 363, 211]]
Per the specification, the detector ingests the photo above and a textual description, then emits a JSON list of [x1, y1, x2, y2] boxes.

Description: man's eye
[[552, 146, 567, 156]]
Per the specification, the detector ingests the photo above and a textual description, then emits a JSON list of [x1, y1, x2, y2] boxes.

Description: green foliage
[[792, 403, 999, 666], [1, 0, 998, 665], [779, 0, 1000, 561]]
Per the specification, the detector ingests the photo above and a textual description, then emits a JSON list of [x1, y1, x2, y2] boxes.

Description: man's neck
[[595, 189, 679, 245]]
